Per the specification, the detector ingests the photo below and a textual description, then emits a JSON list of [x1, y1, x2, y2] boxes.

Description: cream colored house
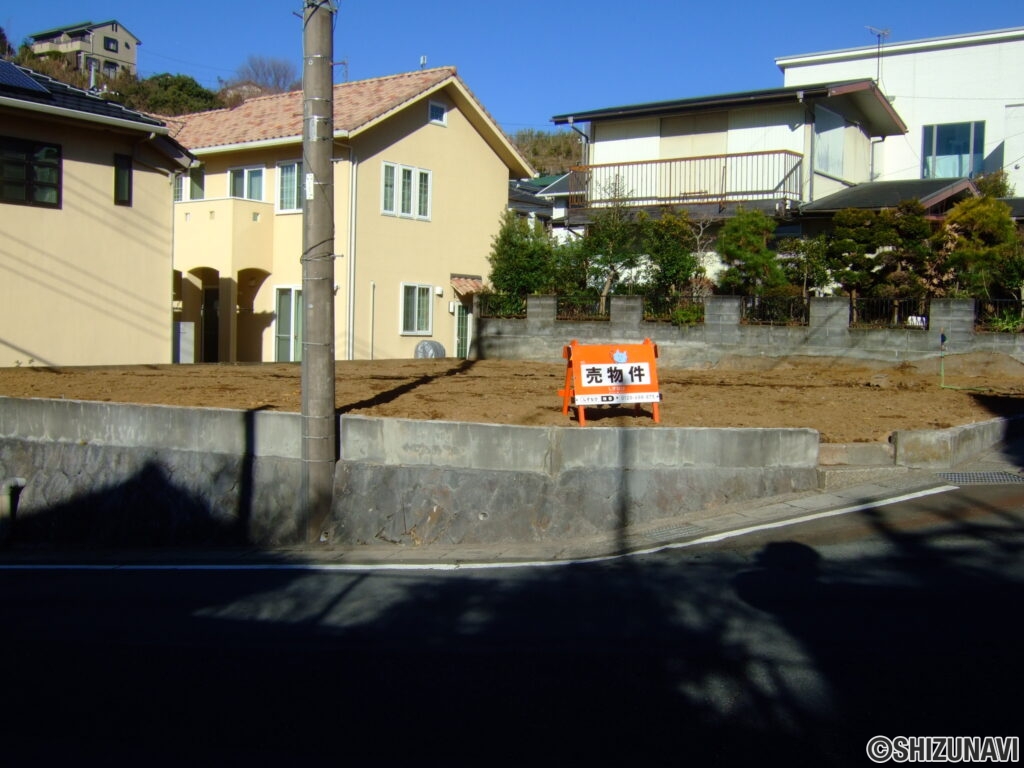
[[552, 80, 906, 225], [28, 20, 140, 80], [170, 67, 533, 362], [0, 61, 195, 368]]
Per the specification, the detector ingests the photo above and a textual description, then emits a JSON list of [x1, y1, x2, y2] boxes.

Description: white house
[[776, 26, 1024, 194]]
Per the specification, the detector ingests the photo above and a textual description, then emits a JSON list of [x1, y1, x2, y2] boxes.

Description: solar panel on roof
[[0, 60, 50, 95]]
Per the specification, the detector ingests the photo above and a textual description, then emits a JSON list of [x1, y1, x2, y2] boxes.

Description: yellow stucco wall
[[344, 93, 508, 360], [0, 116, 174, 367], [175, 86, 510, 363]]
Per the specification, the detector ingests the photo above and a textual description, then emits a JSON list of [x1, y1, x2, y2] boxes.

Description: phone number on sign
[[573, 392, 662, 406]]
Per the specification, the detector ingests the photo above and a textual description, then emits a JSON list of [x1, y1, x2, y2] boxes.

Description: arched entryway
[[236, 268, 272, 362]]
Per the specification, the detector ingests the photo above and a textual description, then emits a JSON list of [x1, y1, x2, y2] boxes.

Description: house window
[[275, 287, 303, 362], [382, 162, 431, 220], [277, 160, 303, 212], [401, 283, 433, 335], [429, 101, 447, 126], [229, 166, 264, 201], [103, 61, 118, 78], [114, 154, 132, 206], [104, 37, 118, 53], [0, 136, 61, 208], [173, 168, 205, 202], [814, 105, 845, 178], [922, 121, 985, 179]]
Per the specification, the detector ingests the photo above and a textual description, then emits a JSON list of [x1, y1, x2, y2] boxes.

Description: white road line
[[0, 485, 958, 573]]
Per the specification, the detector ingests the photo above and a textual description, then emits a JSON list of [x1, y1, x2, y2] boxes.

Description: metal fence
[[740, 296, 810, 326], [975, 299, 1024, 333], [479, 293, 1024, 335], [850, 298, 930, 330], [567, 150, 803, 209], [556, 295, 610, 321], [478, 293, 527, 319]]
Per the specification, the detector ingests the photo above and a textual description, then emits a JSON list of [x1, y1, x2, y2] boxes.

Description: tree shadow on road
[[2, 469, 1022, 766]]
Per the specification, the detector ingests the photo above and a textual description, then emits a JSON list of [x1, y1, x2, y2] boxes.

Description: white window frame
[[228, 165, 265, 201], [382, 162, 431, 220], [401, 283, 433, 335], [274, 285, 303, 362], [173, 168, 205, 202], [428, 100, 447, 126], [276, 160, 303, 213]]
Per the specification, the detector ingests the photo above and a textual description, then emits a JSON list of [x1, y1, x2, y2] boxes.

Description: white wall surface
[[779, 30, 1024, 192]]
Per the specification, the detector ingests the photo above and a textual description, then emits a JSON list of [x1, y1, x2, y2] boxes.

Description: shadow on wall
[[7, 461, 246, 548], [969, 394, 1024, 466], [1, 407, 279, 549]]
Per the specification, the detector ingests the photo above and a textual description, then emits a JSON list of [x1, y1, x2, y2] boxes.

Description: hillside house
[[28, 20, 140, 81]]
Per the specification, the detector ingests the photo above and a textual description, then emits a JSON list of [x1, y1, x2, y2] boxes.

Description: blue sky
[[3, 1, 1021, 131]]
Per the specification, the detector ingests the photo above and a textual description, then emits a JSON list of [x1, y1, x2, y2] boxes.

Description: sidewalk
[[2, 439, 1021, 569]]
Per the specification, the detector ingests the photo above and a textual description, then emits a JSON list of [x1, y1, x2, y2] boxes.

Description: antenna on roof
[[866, 26, 890, 83], [420, 55, 427, 69]]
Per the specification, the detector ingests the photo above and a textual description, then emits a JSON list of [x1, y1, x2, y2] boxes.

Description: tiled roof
[[451, 275, 484, 296], [171, 67, 458, 150]]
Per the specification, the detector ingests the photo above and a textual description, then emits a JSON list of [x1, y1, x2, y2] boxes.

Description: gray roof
[[0, 61, 195, 168], [553, 79, 907, 137], [0, 60, 165, 129], [508, 180, 553, 218], [801, 178, 977, 213], [999, 198, 1024, 219], [29, 19, 139, 43]]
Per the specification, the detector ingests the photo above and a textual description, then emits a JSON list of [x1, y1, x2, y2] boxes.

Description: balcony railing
[[567, 150, 803, 212]]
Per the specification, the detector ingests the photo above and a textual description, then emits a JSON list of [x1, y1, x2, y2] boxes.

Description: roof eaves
[[776, 26, 1024, 70], [346, 71, 457, 136], [29, 20, 95, 39], [189, 131, 350, 156], [919, 178, 979, 208], [552, 83, 836, 125]]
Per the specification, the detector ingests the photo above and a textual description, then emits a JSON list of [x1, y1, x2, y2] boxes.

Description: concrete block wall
[[477, 296, 1024, 365], [331, 416, 820, 546]]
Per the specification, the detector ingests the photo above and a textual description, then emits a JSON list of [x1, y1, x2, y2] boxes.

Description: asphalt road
[[1, 484, 1021, 766]]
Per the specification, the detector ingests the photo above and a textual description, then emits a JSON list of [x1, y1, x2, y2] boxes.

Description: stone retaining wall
[[0, 397, 819, 548]]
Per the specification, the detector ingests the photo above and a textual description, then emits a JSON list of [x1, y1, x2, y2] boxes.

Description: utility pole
[[301, 0, 337, 543]]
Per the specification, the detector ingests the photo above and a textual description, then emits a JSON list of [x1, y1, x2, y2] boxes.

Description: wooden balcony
[[567, 150, 803, 220]]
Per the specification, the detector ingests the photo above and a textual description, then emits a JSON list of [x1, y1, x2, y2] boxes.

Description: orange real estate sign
[[559, 338, 661, 426]]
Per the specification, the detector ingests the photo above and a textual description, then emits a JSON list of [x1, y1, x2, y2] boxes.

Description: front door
[[455, 303, 471, 359], [201, 287, 219, 362]]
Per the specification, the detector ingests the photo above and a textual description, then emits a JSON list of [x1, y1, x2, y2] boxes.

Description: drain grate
[[937, 471, 1024, 485]]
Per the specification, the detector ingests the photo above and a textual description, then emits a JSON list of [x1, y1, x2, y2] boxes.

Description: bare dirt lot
[[1, 353, 1023, 443]]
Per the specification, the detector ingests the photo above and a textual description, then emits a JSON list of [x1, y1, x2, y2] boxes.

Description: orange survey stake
[[559, 339, 661, 426]]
